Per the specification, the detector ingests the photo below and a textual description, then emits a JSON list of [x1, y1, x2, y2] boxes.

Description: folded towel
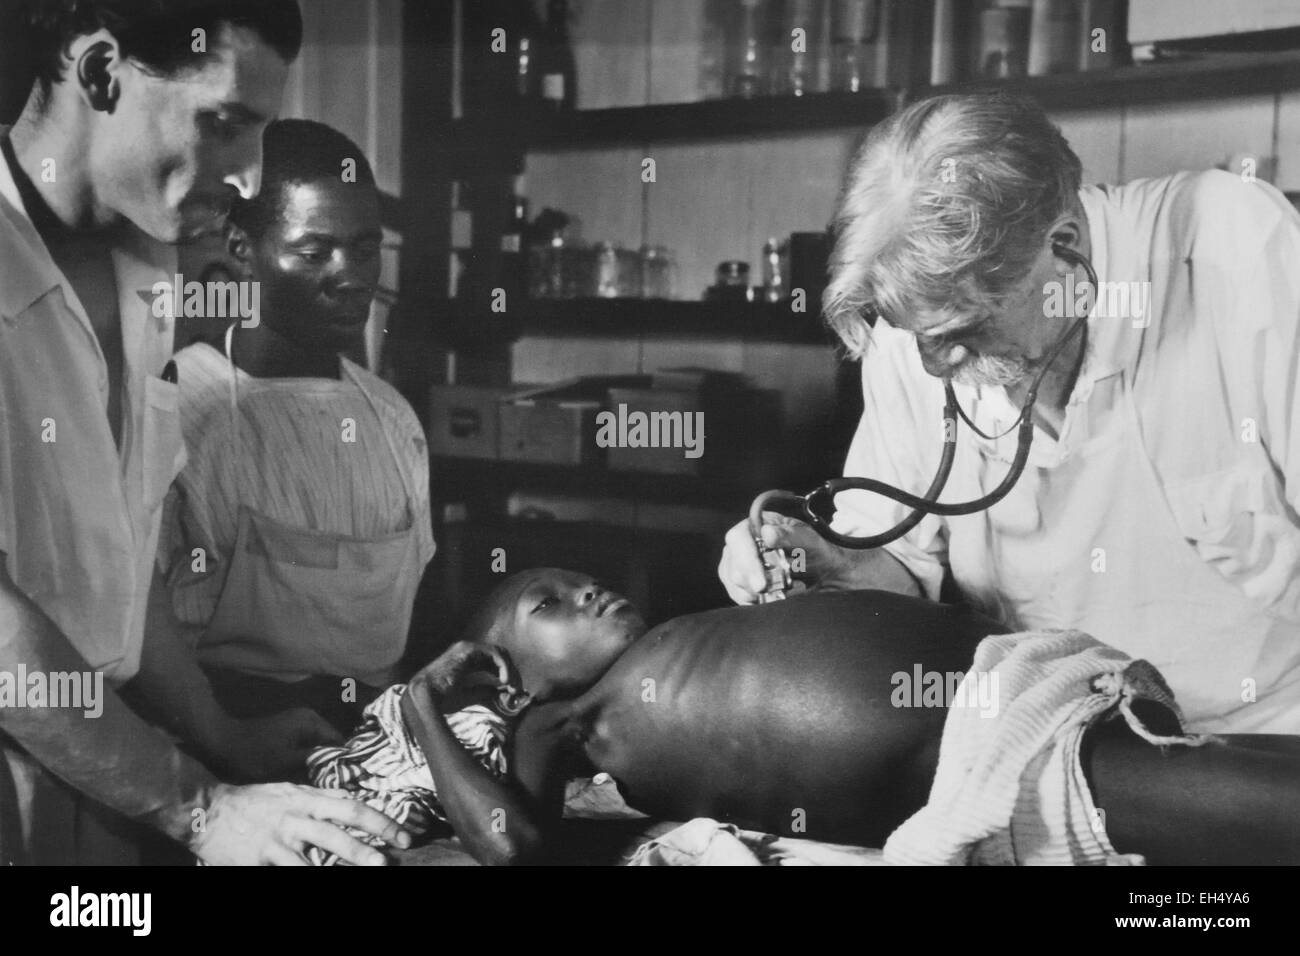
[[883, 630, 1209, 866]]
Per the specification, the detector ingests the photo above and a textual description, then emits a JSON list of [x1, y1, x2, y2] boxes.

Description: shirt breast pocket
[[142, 374, 185, 514], [1164, 461, 1300, 617]]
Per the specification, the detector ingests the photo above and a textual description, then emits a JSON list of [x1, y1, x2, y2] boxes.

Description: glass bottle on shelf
[[639, 245, 677, 300], [731, 0, 769, 98], [1027, 0, 1081, 76], [774, 0, 826, 96], [514, 0, 540, 98], [499, 174, 529, 303], [977, 0, 1032, 79], [815, 0, 834, 92], [1078, 0, 1121, 72], [831, 0, 880, 93], [700, 0, 728, 100], [762, 238, 789, 302], [449, 180, 473, 300], [537, 0, 577, 111], [707, 261, 752, 301]]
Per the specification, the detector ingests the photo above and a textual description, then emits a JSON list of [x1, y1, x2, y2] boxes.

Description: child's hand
[[408, 641, 515, 714]]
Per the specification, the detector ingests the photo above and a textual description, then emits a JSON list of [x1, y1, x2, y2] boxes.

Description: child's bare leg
[[1083, 719, 1300, 865]]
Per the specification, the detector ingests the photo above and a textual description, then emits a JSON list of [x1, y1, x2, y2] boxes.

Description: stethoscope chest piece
[[756, 543, 793, 604]]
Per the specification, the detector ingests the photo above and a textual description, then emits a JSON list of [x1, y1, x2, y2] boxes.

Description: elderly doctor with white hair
[[719, 92, 1300, 735]]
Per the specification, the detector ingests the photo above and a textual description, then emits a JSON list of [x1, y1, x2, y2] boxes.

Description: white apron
[[949, 367, 1298, 733], [200, 326, 422, 687]]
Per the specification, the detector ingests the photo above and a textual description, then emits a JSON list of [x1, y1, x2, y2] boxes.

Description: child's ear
[[495, 686, 532, 716]]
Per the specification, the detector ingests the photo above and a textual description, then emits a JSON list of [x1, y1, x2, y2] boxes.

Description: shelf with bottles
[[450, 46, 1300, 155], [450, 0, 1300, 157], [433, 296, 835, 347]]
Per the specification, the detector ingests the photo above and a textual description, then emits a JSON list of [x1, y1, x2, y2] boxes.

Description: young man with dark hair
[[0, 0, 410, 864], [137, 119, 435, 781]]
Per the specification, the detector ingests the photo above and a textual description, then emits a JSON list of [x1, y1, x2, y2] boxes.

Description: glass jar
[[730, 0, 770, 98], [700, 0, 728, 99], [831, 0, 880, 93], [773, 0, 825, 96], [717, 260, 750, 287], [528, 234, 566, 299], [594, 242, 619, 297], [761, 238, 790, 302], [639, 245, 677, 299], [707, 260, 752, 301], [978, 0, 1032, 80]]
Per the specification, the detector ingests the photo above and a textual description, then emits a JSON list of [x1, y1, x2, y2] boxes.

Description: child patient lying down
[[306, 568, 1300, 865]]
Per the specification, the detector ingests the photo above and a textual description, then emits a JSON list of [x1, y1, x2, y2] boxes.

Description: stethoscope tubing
[[749, 244, 1097, 554]]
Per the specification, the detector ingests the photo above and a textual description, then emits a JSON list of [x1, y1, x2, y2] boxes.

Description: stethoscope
[[749, 243, 1098, 602]]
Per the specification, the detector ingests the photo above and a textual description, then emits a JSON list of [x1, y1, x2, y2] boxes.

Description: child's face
[[494, 569, 647, 698]]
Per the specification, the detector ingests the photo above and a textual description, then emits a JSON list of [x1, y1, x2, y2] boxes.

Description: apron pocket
[[211, 508, 418, 680]]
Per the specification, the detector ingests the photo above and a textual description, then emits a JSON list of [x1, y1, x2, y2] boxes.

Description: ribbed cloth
[[883, 630, 1209, 866], [304, 684, 509, 866]]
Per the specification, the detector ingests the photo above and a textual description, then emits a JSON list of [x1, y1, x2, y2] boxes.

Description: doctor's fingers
[[303, 789, 412, 851], [757, 513, 820, 549], [452, 642, 513, 686], [286, 816, 390, 867], [720, 512, 804, 603], [761, 518, 836, 581], [440, 642, 515, 688], [719, 522, 762, 603]]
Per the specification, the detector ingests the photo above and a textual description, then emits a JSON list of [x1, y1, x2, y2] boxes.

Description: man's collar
[[0, 125, 66, 317], [0, 125, 176, 323]]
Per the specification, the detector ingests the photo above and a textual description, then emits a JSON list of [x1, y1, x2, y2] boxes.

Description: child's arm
[[399, 642, 560, 865], [1084, 719, 1300, 865]]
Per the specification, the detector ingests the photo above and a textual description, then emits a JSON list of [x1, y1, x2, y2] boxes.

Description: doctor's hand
[[211, 708, 343, 783], [720, 511, 918, 604], [190, 782, 412, 866], [718, 511, 848, 604]]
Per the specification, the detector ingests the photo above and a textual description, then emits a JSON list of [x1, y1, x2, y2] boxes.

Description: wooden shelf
[[434, 297, 836, 346], [448, 50, 1300, 157], [520, 88, 898, 147], [931, 49, 1300, 112]]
